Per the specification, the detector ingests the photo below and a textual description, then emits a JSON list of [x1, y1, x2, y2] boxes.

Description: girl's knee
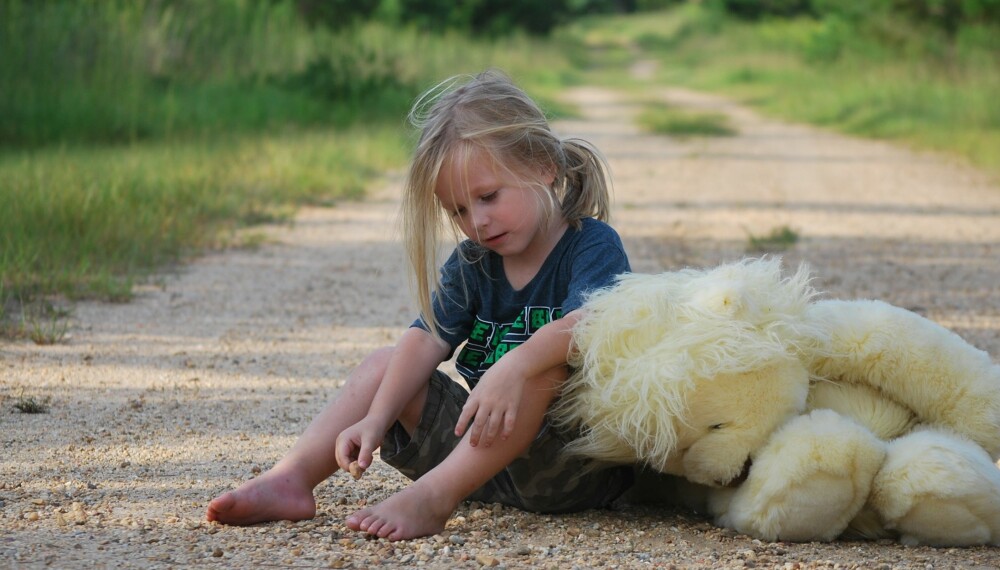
[[367, 346, 395, 363], [355, 346, 394, 375], [340, 347, 395, 395]]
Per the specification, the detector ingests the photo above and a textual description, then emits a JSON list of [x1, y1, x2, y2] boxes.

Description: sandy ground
[[3, 83, 1000, 569]]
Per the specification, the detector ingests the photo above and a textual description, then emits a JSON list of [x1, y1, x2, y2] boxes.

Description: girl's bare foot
[[206, 468, 316, 525], [346, 481, 457, 541]]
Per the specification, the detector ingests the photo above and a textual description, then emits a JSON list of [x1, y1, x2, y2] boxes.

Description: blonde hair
[[402, 69, 613, 338]]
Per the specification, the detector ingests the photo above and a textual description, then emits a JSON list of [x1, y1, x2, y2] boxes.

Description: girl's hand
[[455, 360, 526, 447], [335, 416, 385, 474]]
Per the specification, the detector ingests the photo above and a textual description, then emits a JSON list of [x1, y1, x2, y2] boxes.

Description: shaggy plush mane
[[553, 257, 822, 467]]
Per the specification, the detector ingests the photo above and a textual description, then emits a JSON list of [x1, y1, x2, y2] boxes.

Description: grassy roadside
[[0, 3, 579, 319], [561, 5, 1000, 178], [1, 126, 409, 301]]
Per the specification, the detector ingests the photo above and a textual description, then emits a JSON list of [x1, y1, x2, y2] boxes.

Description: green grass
[[563, 7, 1000, 179], [0, 126, 409, 301], [13, 393, 50, 414], [1, 0, 581, 148], [0, 2, 580, 304], [637, 103, 736, 137], [24, 301, 72, 345], [746, 225, 800, 253]]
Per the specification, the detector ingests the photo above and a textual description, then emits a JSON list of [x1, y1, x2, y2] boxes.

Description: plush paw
[[871, 429, 1000, 546], [714, 409, 886, 542]]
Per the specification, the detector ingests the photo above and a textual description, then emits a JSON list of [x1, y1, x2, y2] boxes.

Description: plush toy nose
[[721, 458, 752, 487]]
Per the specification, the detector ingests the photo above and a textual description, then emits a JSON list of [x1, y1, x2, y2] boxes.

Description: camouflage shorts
[[380, 371, 633, 513]]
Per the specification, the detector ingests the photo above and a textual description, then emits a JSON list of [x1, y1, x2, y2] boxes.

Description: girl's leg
[[207, 346, 426, 525], [346, 367, 564, 540]]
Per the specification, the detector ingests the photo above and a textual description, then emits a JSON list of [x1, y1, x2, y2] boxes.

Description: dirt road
[[3, 84, 1000, 568]]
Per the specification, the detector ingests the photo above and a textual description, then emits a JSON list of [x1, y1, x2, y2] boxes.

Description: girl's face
[[435, 147, 556, 261]]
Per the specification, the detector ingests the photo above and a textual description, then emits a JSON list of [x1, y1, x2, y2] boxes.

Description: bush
[[396, 0, 634, 36], [891, 0, 1000, 33], [291, 0, 382, 29], [708, 0, 813, 19], [801, 15, 851, 63]]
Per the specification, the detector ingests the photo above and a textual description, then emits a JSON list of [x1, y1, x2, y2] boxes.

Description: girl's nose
[[471, 207, 488, 230]]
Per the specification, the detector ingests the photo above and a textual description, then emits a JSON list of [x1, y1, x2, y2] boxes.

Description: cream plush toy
[[554, 258, 1000, 546]]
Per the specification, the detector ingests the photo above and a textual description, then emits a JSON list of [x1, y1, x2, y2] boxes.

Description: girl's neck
[[502, 216, 569, 291]]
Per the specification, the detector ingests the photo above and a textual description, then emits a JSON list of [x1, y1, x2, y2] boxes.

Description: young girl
[[206, 69, 633, 541]]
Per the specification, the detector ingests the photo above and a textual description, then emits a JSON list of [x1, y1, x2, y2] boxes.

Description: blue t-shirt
[[412, 217, 630, 388]]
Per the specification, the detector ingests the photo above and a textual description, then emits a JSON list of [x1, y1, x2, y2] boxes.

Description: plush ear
[[803, 299, 1000, 458], [689, 278, 746, 317]]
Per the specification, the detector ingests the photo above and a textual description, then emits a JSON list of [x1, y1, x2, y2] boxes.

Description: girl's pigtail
[[559, 138, 612, 226]]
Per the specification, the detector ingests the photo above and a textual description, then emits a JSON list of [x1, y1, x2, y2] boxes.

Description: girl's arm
[[455, 309, 582, 447], [335, 326, 451, 471]]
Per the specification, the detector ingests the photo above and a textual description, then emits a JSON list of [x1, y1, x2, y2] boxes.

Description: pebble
[[70, 503, 87, 525], [476, 553, 500, 567]]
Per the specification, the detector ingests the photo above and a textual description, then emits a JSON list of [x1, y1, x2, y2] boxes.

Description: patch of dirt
[[3, 84, 1000, 568]]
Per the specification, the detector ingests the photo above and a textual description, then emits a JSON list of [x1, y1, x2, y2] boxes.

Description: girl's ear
[[540, 162, 557, 186]]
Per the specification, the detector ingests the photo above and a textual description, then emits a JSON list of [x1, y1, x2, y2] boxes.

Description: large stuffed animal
[[553, 258, 1000, 546]]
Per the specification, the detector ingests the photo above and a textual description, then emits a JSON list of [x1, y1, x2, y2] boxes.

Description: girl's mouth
[[483, 233, 507, 246]]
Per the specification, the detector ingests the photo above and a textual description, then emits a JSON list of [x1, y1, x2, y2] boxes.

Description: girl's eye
[[481, 191, 497, 203], [451, 207, 466, 218]]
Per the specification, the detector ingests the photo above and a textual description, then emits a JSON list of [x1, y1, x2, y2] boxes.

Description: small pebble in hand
[[349, 461, 364, 480]]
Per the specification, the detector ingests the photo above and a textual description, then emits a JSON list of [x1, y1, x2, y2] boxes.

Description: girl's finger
[[334, 438, 354, 471], [455, 401, 477, 437], [358, 440, 375, 470], [482, 411, 503, 447], [501, 407, 518, 440], [469, 410, 489, 447]]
